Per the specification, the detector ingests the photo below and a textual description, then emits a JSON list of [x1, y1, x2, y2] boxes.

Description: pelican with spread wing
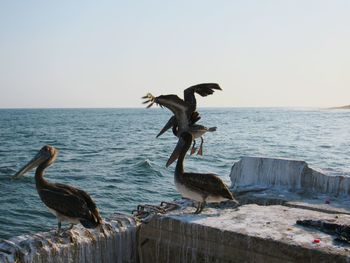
[[143, 83, 221, 156]]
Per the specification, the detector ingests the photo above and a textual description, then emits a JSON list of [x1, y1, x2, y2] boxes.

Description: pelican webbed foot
[[194, 201, 206, 214], [55, 222, 76, 236], [190, 140, 196, 155], [194, 203, 201, 214], [197, 137, 204, 156]]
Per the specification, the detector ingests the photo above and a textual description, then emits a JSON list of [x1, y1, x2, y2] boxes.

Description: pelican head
[[13, 145, 58, 179]]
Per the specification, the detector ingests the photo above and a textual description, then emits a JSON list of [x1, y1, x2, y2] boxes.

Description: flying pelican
[[166, 132, 238, 214], [154, 83, 222, 137], [13, 145, 103, 234], [143, 83, 221, 155]]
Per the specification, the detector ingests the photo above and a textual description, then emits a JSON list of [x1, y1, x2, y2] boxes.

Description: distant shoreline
[[328, 105, 350, 110]]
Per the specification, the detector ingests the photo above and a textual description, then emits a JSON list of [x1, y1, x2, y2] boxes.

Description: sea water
[[0, 108, 349, 239]]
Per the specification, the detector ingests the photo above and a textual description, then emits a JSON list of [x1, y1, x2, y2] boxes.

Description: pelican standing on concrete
[[13, 145, 103, 234], [143, 83, 221, 155], [166, 132, 238, 214]]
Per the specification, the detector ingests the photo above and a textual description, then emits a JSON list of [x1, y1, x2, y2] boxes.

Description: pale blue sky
[[0, 1, 349, 108]]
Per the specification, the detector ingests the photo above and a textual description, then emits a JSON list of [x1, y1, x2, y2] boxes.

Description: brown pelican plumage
[[170, 123, 217, 155], [143, 83, 221, 156], [167, 132, 238, 214], [154, 83, 221, 138], [13, 145, 103, 234]]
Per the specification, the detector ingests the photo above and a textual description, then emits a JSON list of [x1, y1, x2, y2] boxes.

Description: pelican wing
[[181, 172, 234, 200], [184, 83, 222, 109], [155, 94, 194, 133], [57, 183, 102, 223], [72, 188, 102, 224], [39, 184, 100, 222]]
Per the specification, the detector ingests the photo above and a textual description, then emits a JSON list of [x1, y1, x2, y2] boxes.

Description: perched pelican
[[13, 145, 103, 234], [143, 83, 221, 156], [166, 132, 238, 214]]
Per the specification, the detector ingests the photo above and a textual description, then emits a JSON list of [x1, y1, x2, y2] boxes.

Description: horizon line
[[0, 106, 333, 110]]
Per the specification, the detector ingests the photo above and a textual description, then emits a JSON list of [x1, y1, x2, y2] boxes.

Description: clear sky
[[0, 1, 349, 108]]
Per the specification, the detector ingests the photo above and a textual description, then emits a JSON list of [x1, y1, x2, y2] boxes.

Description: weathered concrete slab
[[236, 188, 350, 215], [0, 214, 139, 263], [138, 204, 350, 263], [286, 200, 350, 215], [230, 157, 350, 217], [230, 157, 350, 196]]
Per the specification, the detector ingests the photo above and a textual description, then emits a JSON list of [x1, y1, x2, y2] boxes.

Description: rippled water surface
[[0, 108, 349, 239]]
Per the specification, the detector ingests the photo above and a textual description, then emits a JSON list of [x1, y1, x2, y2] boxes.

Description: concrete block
[[138, 204, 350, 263], [230, 157, 350, 196], [0, 214, 139, 263]]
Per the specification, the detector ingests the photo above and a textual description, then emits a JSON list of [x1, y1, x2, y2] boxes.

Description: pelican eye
[[43, 146, 50, 152]]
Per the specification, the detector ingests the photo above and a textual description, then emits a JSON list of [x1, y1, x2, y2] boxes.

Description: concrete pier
[[138, 203, 350, 263], [138, 157, 350, 262], [0, 214, 139, 263], [1, 157, 350, 262]]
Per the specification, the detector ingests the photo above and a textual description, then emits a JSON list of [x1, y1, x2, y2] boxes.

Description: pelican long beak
[[13, 151, 48, 179], [156, 116, 176, 138], [166, 137, 186, 167]]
